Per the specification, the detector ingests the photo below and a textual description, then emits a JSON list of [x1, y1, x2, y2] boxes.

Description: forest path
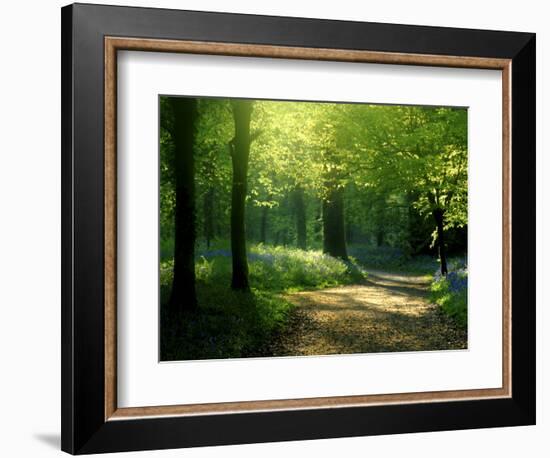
[[272, 270, 466, 356]]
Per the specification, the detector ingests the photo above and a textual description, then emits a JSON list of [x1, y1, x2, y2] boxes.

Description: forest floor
[[269, 269, 467, 356]]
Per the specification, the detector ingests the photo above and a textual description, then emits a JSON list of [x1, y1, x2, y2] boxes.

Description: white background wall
[[0, 1, 545, 456]]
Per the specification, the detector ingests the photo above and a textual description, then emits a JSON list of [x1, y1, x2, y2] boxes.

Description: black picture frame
[[61, 3, 535, 454]]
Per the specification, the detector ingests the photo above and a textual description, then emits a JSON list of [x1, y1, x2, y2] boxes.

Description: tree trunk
[[292, 186, 307, 250], [314, 200, 323, 243], [323, 187, 348, 260], [433, 208, 448, 276], [168, 97, 198, 315], [203, 188, 214, 249], [260, 205, 268, 244], [229, 100, 253, 291]]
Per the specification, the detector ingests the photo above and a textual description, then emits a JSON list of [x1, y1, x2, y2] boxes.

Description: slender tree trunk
[[203, 188, 214, 249], [433, 208, 448, 276], [229, 100, 253, 291], [314, 200, 323, 243], [168, 97, 198, 315], [260, 205, 268, 244], [323, 186, 348, 260], [292, 186, 307, 250]]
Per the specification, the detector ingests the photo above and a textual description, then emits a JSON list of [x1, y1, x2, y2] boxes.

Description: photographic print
[[159, 96, 468, 361]]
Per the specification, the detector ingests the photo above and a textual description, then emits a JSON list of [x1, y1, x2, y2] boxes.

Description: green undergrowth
[[160, 243, 366, 361], [430, 267, 468, 328], [347, 245, 439, 274]]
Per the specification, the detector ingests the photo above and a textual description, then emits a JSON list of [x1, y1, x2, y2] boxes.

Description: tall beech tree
[[322, 185, 348, 259], [350, 105, 468, 274], [315, 104, 353, 260], [402, 107, 467, 276], [229, 100, 254, 290], [167, 97, 198, 314]]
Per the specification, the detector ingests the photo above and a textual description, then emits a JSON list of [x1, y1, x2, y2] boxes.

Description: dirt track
[[271, 270, 467, 356]]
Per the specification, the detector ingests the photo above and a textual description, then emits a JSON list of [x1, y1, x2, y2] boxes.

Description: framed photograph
[[61, 3, 536, 454]]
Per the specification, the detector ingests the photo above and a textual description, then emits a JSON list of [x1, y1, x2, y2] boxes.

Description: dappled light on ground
[[271, 269, 467, 356]]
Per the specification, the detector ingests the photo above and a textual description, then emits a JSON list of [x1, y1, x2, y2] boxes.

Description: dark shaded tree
[[323, 186, 348, 260], [168, 97, 198, 314], [432, 207, 448, 275], [229, 100, 253, 290]]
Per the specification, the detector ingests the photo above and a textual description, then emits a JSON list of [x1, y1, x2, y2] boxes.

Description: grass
[[161, 287, 294, 360], [160, 243, 366, 361]]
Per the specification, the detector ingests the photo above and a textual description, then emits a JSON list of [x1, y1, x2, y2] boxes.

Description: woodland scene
[[160, 96, 468, 361]]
